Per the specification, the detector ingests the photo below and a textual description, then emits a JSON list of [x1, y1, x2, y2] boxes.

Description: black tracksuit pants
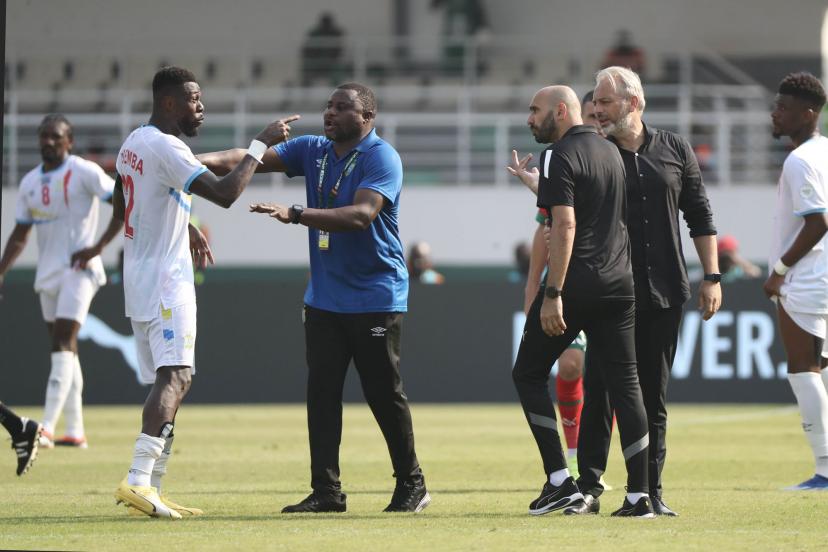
[[304, 306, 423, 493], [577, 305, 682, 498], [513, 291, 650, 493]]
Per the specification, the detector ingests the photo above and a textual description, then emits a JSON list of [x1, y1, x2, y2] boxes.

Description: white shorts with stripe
[[130, 303, 197, 385]]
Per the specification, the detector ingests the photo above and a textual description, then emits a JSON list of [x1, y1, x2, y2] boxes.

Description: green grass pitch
[[1, 404, 826, 551]]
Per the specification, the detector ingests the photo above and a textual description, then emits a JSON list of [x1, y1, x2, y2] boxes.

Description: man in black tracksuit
[[512, 85, 654, 518]]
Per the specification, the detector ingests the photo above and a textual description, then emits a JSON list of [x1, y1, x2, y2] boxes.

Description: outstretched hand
[[249, 202, 291, 224], [506, 149, 539, 195]]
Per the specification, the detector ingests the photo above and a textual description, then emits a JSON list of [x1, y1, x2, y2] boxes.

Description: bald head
[[527, 85, 583, 143], [540, 86, 582, 119]]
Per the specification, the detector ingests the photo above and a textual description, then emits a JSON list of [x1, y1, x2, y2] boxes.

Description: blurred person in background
[[718, 235, 760, 283], [601, 29, 646, 78], [569, 66, 721, 517], [509, 241, 531, 284], [301, 12, 346, 85], [407, 241, 445, 285], [764, 72, 828, 491], [0, 114, 117, 450]]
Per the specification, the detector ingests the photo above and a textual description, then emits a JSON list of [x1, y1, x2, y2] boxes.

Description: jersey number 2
[[122, 174, 136, 239]]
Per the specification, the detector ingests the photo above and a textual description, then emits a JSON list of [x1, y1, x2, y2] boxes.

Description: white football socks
[[788, 372, 828, 477], [127, 434, 165, 487], [41, 351, 75, 434], [62, 354, 85, 438], [626, 492, 649, 505], [151, 434, 174, 492], [549, 468, 570, 486]]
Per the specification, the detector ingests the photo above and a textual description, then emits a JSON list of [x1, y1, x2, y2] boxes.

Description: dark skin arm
[[196, 147, 289, 176], [249, 188, 385, 232], [764, 212, 828, 299], [0, 223, 33, 288], [71, 180, 125, 268], [189, 115, 299, 207]]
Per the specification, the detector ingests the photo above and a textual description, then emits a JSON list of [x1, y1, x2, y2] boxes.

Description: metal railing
[[3, 82, 784, 188]]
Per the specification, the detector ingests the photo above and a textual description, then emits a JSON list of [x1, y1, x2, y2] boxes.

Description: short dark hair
[[581, 90, 594, 105], [778, 72, 826, 110], [336, 82, 377, 114], [152, 66, 197, 100], [38, 113, 73, 139]]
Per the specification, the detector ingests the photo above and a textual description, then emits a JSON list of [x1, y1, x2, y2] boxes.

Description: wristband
[[247, 139, 267, 164], [773, 259, 790, 276]]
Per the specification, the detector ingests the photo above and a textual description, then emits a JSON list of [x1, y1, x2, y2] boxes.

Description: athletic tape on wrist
[[247, 139, 267, 164]]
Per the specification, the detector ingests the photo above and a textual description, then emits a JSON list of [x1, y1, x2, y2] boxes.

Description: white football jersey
[[115, 125, 206, 321], [769, 135, 828, 313], [16, 155, 115, 293]]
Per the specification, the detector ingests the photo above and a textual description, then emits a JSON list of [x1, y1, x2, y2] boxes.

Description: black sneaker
[[611, 496, 655, 518], [383, 478, 431, 512], [12, 418, 42, 476], [528, 477, 583, 515], [281, 492, 347, 513], [650, 495, 679, 516], [563, 493, 600, 515]]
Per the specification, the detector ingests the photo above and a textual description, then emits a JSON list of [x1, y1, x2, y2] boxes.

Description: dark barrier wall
[[0, 271, 791, 404]]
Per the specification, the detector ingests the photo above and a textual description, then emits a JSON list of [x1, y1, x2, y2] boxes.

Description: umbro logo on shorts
[[370, 327, 387, 337]]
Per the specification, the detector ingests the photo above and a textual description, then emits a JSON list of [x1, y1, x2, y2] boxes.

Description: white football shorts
[[130, 302, 197, 385], [781, 296, 828, 358], [39, 268, 100, 324]]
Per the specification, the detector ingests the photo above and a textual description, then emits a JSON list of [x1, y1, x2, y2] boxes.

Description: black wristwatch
[[544, 285, 563, 299], [289, 204, 304, 224], [703, 273, 722, 283]]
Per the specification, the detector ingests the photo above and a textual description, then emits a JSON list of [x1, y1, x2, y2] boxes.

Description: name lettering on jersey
[[120, 149, 144, 175]]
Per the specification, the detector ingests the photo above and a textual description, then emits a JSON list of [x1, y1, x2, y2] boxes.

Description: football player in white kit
[[0, 114, 117, 449], [97, 66, 297, 519], [763, 72, 828, 491]]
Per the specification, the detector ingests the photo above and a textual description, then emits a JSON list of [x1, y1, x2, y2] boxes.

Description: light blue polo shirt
[[274, 129, 409, 313]]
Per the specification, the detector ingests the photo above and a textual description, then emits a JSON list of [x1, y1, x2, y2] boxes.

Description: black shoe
[[528, 477, 583, 515], [12, 418, 42, 476], [611, 496, 655, 518], [563, 493, 600, 515], [281, 492, 347, 513], [383, 478, 431, 512], [650, 495, 679, 516]]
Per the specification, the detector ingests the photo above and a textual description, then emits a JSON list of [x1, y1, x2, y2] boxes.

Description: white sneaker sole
[[528, 492, 584, 516], [414, 492, 431, 513]]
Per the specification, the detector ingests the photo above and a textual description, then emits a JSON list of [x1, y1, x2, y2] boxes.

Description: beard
[[603, 102, 636, 137], [181, 123, 200, 138], [532, 114, 558, 143], [325, 122, 362, 143], [179, 116, 202, 138]]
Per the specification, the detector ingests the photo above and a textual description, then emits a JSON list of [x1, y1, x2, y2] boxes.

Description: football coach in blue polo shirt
[[199, 82, 429, 515]]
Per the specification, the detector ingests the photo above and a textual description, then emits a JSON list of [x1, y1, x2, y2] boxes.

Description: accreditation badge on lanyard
[[316, 150, 360, 252]]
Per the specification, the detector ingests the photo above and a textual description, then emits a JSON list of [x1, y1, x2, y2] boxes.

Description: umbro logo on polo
[[370, 327, 387, 337]]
